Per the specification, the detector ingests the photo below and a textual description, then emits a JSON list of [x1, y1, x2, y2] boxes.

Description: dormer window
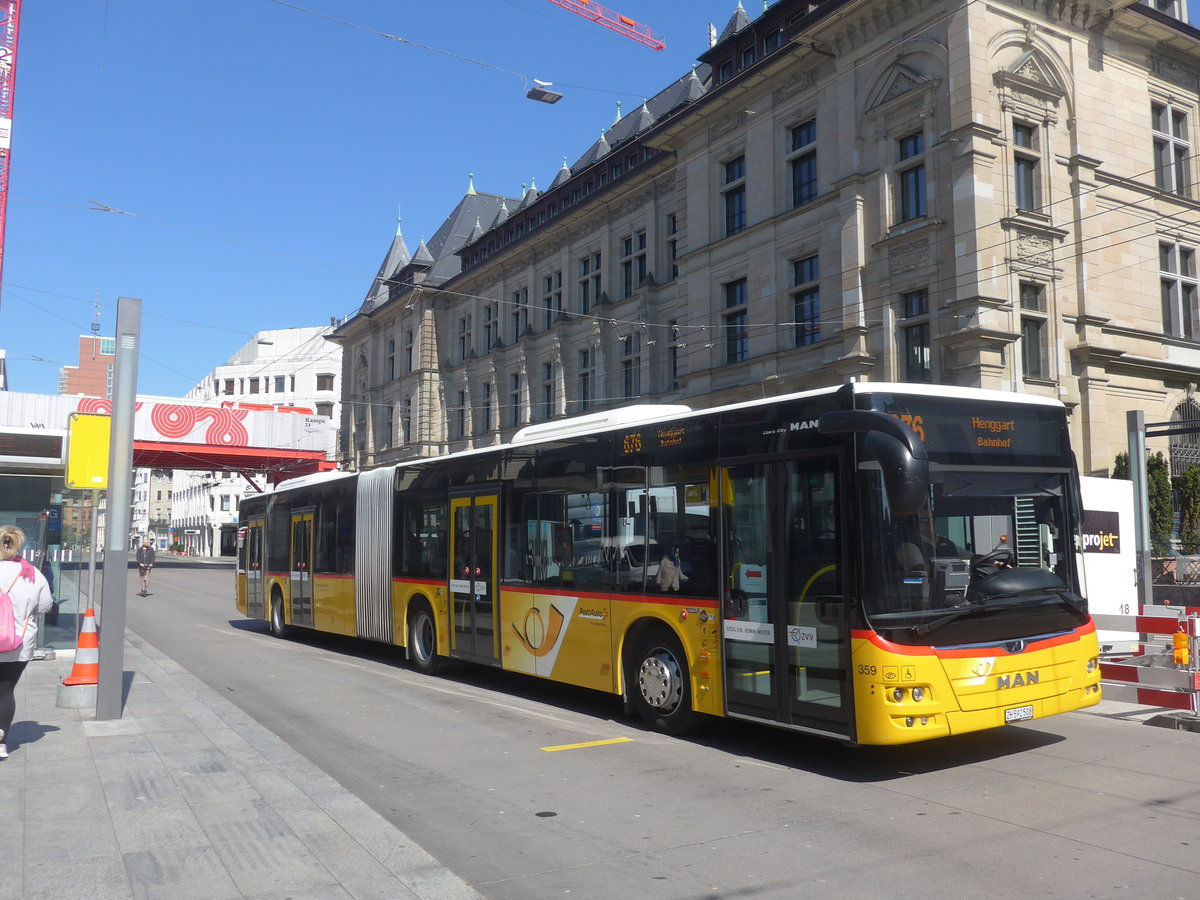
[[1145, 0, 1184, 17]]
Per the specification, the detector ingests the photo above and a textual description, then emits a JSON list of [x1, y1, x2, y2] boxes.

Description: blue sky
[[1, 0, 746, 396], [3, 1, 1200, 398]]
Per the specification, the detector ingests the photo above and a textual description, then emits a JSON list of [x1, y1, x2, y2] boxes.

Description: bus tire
[[627, 627, 697, 735], [407, 602, 440, 675], [269, 590, 289, 639]]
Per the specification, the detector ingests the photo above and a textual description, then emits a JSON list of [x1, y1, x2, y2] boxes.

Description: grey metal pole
[[1128, 409, 1153, 608], [96, 297, 141, 720]]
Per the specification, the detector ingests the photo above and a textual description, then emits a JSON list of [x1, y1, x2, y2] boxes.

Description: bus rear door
[[245, 518, 265, 618], [450, 492, 499, 664], [721, 456, 852, 740], [290, 509, 314, 628]]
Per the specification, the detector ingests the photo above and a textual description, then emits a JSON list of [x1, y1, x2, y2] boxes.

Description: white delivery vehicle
[[1079, 476, 1138, 653]]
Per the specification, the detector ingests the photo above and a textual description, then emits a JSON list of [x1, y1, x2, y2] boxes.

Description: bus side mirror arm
[[819, 410, 929, 516]]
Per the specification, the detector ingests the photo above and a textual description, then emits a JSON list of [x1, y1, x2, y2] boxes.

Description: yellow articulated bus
[[236, 383, 1101, 746]]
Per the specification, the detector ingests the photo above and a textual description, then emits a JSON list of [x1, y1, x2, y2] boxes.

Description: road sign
[[66, 412, 111, 489]]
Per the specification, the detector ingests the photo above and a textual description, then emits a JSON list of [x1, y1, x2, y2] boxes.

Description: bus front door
[[721, 457, 851, 739], [290, 510, 314, 628], [245, 519, 265, 618], [450, 493, 499, 664]]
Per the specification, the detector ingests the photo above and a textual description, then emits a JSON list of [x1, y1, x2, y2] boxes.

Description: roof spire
[[467, 173, 477, 195], [613, 100, 622, 126]]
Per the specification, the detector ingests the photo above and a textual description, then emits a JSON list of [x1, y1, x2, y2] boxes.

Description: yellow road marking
[[541, 737, 633, 752]]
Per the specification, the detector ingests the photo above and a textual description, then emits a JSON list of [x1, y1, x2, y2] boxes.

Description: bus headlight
[[892, 688, 905, 702], [911, 687, 925, 702]]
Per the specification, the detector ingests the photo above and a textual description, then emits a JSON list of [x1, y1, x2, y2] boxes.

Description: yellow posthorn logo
[[513, 605, 566, 657]]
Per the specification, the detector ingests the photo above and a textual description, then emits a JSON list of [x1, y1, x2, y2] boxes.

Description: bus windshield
[[860, 464, 1088, 645]]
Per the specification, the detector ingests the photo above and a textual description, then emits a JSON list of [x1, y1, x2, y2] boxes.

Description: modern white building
[[131, 469, 172, 550], [170, 326, 342, 556]]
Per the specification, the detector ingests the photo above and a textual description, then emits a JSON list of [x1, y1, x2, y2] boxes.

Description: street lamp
[[526, 80, 563, 104]]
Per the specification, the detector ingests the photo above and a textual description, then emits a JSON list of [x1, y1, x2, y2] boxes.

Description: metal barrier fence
[[1153, 556, 1200, 584], [1095, 606, 1199, 713]]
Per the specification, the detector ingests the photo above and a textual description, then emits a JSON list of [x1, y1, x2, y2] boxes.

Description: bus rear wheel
[[628, 628, 697, 735], [408, 602, 440, 675], [269, 592, 289, 639]]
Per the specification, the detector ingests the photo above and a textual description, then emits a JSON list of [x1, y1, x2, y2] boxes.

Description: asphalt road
[[116, 561, 1200, 900]]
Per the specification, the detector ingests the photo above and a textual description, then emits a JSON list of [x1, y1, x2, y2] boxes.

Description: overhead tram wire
[[14, 3, 1200, 356], [261, 0, 649, 100], [12, 169, 368, 278], [13, 129, 1200, 356]]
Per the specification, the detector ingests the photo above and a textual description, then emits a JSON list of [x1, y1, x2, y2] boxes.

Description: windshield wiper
[[910, 590, 1084, 637], [974, 588, 1085, 615], [910, 605, 990, 636]]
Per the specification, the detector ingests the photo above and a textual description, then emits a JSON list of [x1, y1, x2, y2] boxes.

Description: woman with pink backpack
[[0, 525, 56, 760]]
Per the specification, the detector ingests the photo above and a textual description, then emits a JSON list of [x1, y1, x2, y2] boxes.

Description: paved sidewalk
[[0, 634, 482, 900]]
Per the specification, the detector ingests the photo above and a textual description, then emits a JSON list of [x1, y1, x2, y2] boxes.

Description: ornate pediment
[[994, 50, 1065, 115], [866, 63, 937, 114]]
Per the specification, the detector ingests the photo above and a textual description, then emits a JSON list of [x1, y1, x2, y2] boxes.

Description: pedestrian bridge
[[0, 390, 336, 482]]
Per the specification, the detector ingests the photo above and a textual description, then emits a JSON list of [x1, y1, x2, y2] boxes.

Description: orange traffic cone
[[62, 608, 99, 686]]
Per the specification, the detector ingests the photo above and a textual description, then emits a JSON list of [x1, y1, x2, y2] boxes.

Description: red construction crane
[[545, 0, 664, 51], [0, 1, 20, 297]]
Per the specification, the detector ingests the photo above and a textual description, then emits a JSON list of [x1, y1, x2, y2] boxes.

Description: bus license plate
[[1005, 705, 1034, 723]]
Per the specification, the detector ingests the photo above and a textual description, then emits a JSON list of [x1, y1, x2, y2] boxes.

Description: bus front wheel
[[269, 592, 289, 639], [408, 603, 440, 675], [628, 628, 696, 735]]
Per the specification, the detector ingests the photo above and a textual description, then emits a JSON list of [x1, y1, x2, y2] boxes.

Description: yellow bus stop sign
[[66, 413, 112, 489]]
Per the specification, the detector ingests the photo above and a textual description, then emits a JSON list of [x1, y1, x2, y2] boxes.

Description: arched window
[[1170, 399, 1200, 477]]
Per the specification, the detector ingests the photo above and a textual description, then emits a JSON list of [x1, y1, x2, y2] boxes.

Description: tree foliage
[[1180, 466, 1200, 555], [1113, 450, 1174, 555], [1149, 453, 1173, 555], [1113, 452, 1129, 480]]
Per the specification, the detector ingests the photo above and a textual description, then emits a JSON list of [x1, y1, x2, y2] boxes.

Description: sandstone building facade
[[331, 0, 1200, 479]]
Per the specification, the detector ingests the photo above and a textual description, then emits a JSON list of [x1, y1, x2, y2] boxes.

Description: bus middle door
[[290, 510, 314, 628], [449, 493, 499, 664], [720, 457, 851, 739]]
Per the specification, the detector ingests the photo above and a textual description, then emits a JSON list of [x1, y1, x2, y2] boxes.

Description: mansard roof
[[417, 189, 513, 283], [359, 218, 410, 308], [717, 1, 752, 44], [571, 131, 611, 171], [514, 179, 541, 212], [354, 186, 516, 318], [491, 199, 511, 228], [549, 158, 571, 189], [362, 1, 778, 293], [410, 238, 434, 267]]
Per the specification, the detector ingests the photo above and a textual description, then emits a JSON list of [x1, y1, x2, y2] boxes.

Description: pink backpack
[[0, 564, 32, 653]]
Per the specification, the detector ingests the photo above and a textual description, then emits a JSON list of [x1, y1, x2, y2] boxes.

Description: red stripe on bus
[[494, 585, 718, 609], [852, 619, 1094, 656]]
